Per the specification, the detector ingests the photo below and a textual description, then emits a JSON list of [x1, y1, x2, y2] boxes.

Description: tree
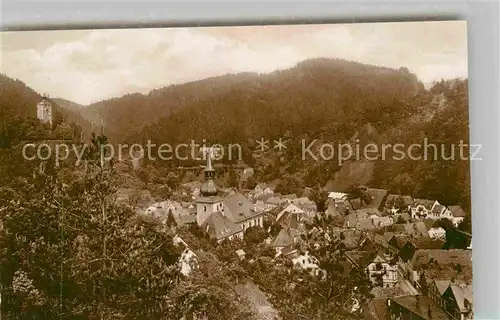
[[137, 168, 150, 188], [458, 215, 472, 234], [0, 150, 185, 319], [166, 171, 181, 190], [227, 170, 239, 188], [168, 252, 258, 320], [243, 226, 267, 246], [343, 184, 372, 210], [309, 184, 329, 213], [166, 208, 178, 227]]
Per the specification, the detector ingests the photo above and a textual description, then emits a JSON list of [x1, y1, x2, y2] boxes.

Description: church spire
[[200, 147, 218, 197]]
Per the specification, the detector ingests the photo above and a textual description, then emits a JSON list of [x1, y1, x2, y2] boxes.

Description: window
[[204, 205, 206, 212]]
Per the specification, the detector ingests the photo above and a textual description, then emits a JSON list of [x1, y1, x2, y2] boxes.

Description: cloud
[[1, 22, 467, 105]]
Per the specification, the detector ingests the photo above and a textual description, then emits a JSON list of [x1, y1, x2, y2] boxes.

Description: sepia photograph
[[1, 21, 472, 320]]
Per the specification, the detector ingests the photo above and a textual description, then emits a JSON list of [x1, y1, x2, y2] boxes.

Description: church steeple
[[196, 147, 223, 227], [200, 147, 218, 197]]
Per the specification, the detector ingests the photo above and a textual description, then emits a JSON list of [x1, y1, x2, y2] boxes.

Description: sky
[[0, 21, 467, 105]]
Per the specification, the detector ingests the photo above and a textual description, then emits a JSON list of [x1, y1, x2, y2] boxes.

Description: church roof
[[223, 192, 261, 223], [202, 211, 242, 240]]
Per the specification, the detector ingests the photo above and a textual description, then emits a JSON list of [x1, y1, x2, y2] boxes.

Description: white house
[[173, 235, 198, 276], [252, 183, 274, 198], [428, 227, 447, 240], [366, 255, 399, 287], [410, 199, 439, 219], [327, 191, 347, 202], [346, 251, 398, 287], [276, 203, 306, 223], [292, 252, 321, 276]]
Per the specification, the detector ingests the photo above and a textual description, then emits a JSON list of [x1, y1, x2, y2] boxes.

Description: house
[[254, 183, 273, 196], [276, 203, 306, 226], [387, 222, 430, 239], [292, 251, 321, 275], [426, 220, 447, 240], [333, 229, 366, 250], [263, 195, 283, 211], [388, 295, 452, 320], [445, 206, 467, 227], [173, 235, 199, 276], [384, 194, 414, 214], [202, 211, 244, 242], [430, 203, 447, 219], [409, 250, 472, 287], [392, 212, 412, 223], [346, 251, 398, 287], [195, 152, 263, 242], [223, 192, 264, 231], [235, 249, 246, 260], [143, 200, 192, 226], [326, 200, 350, 216], [350, 188, 388, 211], [428, 280, 451, 308], [327, 191, 347, 202], [344, 210, 372, 229], [442, 283, 473, 320], [410, 199, 439, 219], [271, 227, 299, 256], [290, 197, 317, 215], [364, 297, 391, 320]]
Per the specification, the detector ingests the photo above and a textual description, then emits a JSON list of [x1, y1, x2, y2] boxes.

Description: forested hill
[[83, 72, 265, 142], [0, 74, 94, 147], [59, 58, 420, 142], [126, 58, 423, 145]]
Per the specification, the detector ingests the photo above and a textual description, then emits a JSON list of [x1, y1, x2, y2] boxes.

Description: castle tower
[[196, 147, 224, 226], [37, 94, 52, 126]]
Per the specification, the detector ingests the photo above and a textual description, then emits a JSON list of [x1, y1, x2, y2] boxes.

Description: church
[[196, 148, 264, 242]]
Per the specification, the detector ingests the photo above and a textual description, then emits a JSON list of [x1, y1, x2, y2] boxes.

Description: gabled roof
[[224, 192, 261, 222], [411, 249, 472, 269], [351, 188, 388, 210], [385, 194, 414, 207], [412, 198, 436, 209], [423, 219, 438, 231], [333, 229, 365, 249], [448, 205, 466, 217], [388, 234, 412, 250], [365, 297, 390, 320], [388, 222, 429, 238], [271, 228, 295, 247], [448, 284, 473, 311], [390, 295, 450, 320], [202, 211, 242, 240], [344, 210, 370, 228], [276, 208, 309, 230], [433, 280, 451, 296], [345, 250, 378, 269], [264, 195, 282, 205], [432, 203, 446, 215], [291, 197, 317, 210]]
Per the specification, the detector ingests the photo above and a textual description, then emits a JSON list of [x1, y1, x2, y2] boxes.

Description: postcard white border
[[1, 1, 499, 319]]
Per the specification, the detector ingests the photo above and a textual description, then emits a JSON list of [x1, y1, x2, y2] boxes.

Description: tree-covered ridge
[[0, 74, 93, 148], [132, 58, 422, 146]]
